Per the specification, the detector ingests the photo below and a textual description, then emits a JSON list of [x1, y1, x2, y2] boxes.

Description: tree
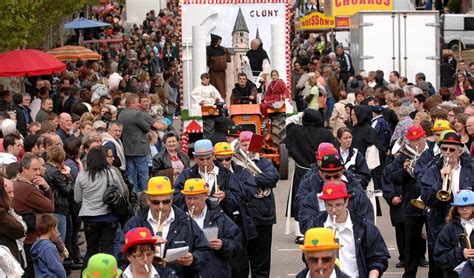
[[0, 0, 97, 52]]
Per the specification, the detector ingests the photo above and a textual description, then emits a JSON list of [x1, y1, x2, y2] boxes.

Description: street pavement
[[73, 158, 429, 277]]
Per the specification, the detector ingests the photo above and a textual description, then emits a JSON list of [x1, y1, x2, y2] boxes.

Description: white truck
[[349, 11, 440, 88]]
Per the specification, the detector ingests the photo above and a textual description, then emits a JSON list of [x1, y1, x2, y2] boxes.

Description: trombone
[[436, 157, 452, 202]]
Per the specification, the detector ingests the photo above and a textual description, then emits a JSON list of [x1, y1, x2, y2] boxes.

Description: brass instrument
[[332, 215, 340, 259], [399, 144, 419, 178], [436, 157, 452, 202], [410, 196, 427, 210], [459, 222, 472, 249], [230, 138, 262, 176], [154, 210, 163, 258], [188, 205, 195, 218]]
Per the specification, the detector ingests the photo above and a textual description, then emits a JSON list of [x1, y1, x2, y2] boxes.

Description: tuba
[[399, 144, 419, 178], [436, 157, 452, 202]]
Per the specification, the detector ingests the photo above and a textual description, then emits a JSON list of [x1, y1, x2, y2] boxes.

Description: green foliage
[[0, 0, 97, 52], [447, 0, 461, 13]]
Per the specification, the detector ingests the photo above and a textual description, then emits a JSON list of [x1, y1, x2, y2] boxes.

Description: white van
[[442, 14, 474, 51]]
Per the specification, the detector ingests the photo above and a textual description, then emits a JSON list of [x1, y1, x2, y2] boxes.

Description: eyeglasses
[[216, 157, 232, 162], [149, 199, 172, 206], [307, 256, 334, 265], [132, 251, 155, 259], [441, 147, 459, 153], [323, 174, 341, 180]]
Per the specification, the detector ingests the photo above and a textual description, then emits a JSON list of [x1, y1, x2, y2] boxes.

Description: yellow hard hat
[[432, 120, 451, 132], [300, 227, 342, 252], [145, 176, 174, 196], [214, 142, 233, 156], [181, 178, 209, 195]]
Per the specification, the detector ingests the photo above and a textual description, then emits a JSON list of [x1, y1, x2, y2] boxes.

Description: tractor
[[229, 103, 289, 180]]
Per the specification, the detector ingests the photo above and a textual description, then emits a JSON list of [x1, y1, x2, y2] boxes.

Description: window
[[240, 32, 243, 37], [465, 17, 474, 31]]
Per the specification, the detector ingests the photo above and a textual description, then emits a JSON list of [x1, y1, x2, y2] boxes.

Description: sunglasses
[[216, 157, 232, 162], [307, 256, 334, 265], [441, 147, 459, 153], [323, 174, 341, 180], [149, 199, 172, 205], [132, 251, 155, 259]]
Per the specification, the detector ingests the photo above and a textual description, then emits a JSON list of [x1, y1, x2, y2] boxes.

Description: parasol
[[64, 18, 111, 29], [48, 45, 101, 61], [0, 49, 66, 77]]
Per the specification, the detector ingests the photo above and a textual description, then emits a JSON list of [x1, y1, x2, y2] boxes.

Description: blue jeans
[[126, 155, 149, 192], [54, 213, 67, 242], [325, 97, 335, 120]]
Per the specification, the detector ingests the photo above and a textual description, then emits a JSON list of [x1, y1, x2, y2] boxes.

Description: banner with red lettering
[[324, 0, 393, 17]]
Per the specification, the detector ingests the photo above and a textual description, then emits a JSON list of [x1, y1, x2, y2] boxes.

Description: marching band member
[[298, 154, 374, 234], [238, 131, 280, 277], [434, 190, 474, 278], [304, 181, 390, 277], [181, 178, 241, 278], [122, 227, 176, 277], [336, 127, 371, 188], [386, 125, 429, 277], [213, 141, 257, 277], [296, 227, 349, 278], [174, 139, 245, 218], [421, 131, 474, 278], [121, 177, 211, 277]]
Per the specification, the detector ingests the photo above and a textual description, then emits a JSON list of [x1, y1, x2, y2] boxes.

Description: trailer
[[349, 11, 440, 88]]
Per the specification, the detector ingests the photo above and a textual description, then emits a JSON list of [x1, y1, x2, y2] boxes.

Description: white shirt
[[122, 264, 160, 278], [191, 84, 224, 106], [198, 166, 219, 193], [324, 212, 359, 277], [147, 208, 175, 257], [305, 268, 336, 278], [191, 206, 207, 229], [340, 148, 350, 165], [451, 161, 462, 194]]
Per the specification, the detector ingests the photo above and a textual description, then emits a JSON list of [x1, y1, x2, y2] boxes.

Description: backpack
[[373, 117, 393, 151]]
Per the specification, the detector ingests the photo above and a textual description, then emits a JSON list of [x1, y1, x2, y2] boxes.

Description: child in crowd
[[30, 214, 67, 278], [147, 130, 159, 174]]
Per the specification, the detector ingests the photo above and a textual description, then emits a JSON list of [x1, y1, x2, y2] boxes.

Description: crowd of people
[[0, 0, 474, 277]]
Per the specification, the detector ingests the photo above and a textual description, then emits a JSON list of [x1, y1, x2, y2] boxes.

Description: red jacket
[[263, 79, 290, 103]]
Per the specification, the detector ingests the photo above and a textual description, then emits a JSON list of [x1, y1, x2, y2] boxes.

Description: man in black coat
[[296, 227, 349, 278], [230, 72, 257, 104], [237, 131, 280, 278], [181, 178, 241, 277], [12, 93, 32, 137], [121, 176, 211, 277]]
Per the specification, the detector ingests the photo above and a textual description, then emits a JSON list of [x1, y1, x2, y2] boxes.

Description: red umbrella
[[0, 49, 66, 77]]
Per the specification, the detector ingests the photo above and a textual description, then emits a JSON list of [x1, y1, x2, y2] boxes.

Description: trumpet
[[332, 214, 340, 258], [155, 210, 163, 258], [188, 205, 196, 218], [436, 157, 452, 202], [410, 196, 427, 210]]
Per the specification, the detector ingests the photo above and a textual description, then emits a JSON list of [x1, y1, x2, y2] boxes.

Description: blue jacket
[[340, 147, 371, 189], [386, 153, 424, 217], [414, 141, 437, 186], [188, 202, 241, 278], [380, 161, 405, 226], [421, 153, 474, 248], [174, 162, 244, 219], [30, 238, 67, 278], [247, 157, 279, 225], [230, 162, 258, 241], [298, 187, 374, 233], [306, 211, 390, 277], [121, 206, 212, 277], [433, 217, 474, 278], [295, 163, 365, 220]]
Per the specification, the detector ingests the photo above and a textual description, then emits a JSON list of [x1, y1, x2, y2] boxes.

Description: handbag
[[102, 169, 131, 216]]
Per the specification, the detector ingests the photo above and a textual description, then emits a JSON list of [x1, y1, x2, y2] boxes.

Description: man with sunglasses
[[181, 178, 241, 277], [298, 154, 374, 234], [237, 131, 280, 278], [174, 139, 246, 220], [121, 176, 211, 277], [303, 181, 389, 278], [214, 141, 258, 277], [385, 125, 430, 277], [420, 131, 474, 278], [296, 227, 349, 278]]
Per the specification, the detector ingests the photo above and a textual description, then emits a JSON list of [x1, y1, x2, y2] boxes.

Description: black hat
[[370, 105, 383, 113], [302, 109, 323, 126], [440, 131, 463, 146], [227, 125, 242, 137], [319, 154, 344, 173]]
